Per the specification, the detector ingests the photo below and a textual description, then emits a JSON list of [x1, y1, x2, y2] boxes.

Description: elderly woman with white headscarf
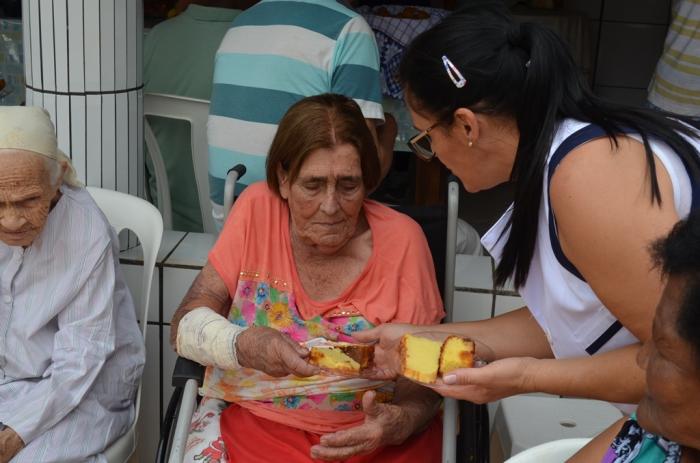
[[0, 107, 144, 463]]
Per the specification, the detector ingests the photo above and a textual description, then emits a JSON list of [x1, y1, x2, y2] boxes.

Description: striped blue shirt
[[207, 0, 384, 212], [0, 185, 144, 462]]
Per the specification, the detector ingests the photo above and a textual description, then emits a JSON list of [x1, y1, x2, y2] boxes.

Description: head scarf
[[0, 106, 81, 187]]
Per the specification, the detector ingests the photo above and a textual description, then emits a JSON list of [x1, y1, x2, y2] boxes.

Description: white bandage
[[176, 307, 245, 370]]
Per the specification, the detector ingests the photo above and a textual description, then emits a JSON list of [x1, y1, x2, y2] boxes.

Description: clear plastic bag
[[0, 19, 25, 106]]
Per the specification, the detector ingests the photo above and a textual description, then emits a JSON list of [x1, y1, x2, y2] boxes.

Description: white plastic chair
[[143, 92, 216, 233], [504, 438, 591, 462], [492, 394, 622, 461], [87, 187, 164, 463]]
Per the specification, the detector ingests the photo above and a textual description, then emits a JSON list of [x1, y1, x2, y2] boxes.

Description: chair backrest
[[504, 438, 592, 463], [88, 187, 163, 462], [86, 187, 163, 340], [143, 92, 216, 233]]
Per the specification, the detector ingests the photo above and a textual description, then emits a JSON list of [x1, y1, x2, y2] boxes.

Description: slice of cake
[[309, 342, 374, 375], [400, 334, 476, 383], [399, 334, 442, 383], [438, 336, 475, 375]]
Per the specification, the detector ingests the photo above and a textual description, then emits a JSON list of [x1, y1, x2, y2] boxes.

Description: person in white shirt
[[0, 106, 144, 463]]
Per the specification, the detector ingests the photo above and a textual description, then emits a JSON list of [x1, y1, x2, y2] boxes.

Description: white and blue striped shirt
[[0, 185, 144, 463], [207, 0, 384, 207]]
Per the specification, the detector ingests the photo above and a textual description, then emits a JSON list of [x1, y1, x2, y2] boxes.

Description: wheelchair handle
[[227, 164, 247, 178]]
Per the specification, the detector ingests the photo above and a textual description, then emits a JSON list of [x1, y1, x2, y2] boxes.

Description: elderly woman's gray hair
[[0, 106, 81, 187]]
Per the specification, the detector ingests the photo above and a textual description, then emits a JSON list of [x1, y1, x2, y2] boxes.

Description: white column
[[22, 0, 143, 197]]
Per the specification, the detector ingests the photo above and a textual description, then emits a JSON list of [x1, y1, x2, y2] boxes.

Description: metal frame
[[442, 178, 460, 463]]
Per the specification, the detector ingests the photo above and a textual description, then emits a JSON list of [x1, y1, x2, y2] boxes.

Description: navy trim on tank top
[[586, 320, 623, 355], [547, 124, 699, 281], [548, 123, 699, 355], [546, 124, 700, 355], [547, 125, 611, 281]]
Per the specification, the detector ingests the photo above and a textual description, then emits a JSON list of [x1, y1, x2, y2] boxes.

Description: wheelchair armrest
[[172, 356, 205, 388]]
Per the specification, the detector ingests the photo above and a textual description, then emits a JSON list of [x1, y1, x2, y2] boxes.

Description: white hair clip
[[442, 55, 467, 88]]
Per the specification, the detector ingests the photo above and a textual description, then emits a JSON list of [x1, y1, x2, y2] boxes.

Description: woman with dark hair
[[356, 1, 700, 410], [571, 213, 700, 462], [170, 94, 444, 462]]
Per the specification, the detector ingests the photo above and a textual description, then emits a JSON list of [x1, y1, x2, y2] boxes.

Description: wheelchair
[[156, 173, 489, 463]]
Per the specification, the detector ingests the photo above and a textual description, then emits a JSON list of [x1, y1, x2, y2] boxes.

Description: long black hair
[[652, 212, 700, 366], [399, 1, 700, 288]]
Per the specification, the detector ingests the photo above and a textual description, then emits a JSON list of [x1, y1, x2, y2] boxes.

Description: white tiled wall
[[494, 295, 526, 317], [453, 291, 493, 322], [452, 254, 522, 322], [121, 263, 159, 323], [452, 252, 525, 455], [162, 267, 200, 323], [120, 231, 204, 462], [455, 255, 493, 291]]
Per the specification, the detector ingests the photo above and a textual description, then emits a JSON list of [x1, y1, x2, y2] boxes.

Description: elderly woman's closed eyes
[[171, 94, 445, 462]]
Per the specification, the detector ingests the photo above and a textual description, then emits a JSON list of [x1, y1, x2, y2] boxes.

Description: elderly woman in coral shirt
[[170, 94, 444, 462]]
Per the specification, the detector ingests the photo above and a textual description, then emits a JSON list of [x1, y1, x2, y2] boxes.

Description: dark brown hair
[[266, 93, 380, 195], [652, 212, 700, 367]]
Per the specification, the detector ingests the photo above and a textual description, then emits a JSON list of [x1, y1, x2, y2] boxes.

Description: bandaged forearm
[[176, 307, 245, 370]]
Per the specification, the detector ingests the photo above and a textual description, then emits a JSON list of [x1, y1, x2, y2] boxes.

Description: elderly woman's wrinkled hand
[[428, 356, 538, 403], [309, 390, 414, 461], [0, 427, 25, 463], [236, 326, 320, 377]]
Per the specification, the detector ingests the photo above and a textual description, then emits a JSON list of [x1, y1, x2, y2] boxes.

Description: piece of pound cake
[[309, 342, 374, 375], [399, 333, 443, 383], [400, 333, 475, 383], [439, 336, 475, 375]]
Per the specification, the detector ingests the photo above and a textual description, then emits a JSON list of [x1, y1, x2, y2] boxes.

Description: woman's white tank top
[[482, 119, 698, 361]]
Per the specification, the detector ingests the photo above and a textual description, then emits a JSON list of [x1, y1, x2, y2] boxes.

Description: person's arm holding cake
[[355, 307, 554, 382]]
